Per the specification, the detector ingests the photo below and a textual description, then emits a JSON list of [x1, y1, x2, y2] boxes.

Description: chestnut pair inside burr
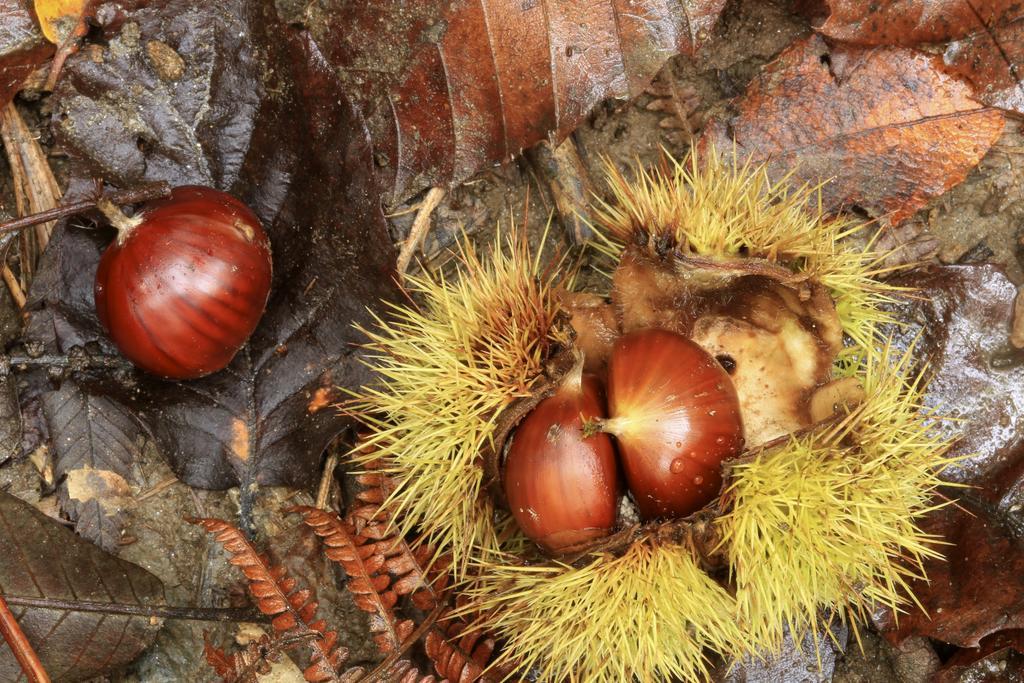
[[502, 327, 744, 554]]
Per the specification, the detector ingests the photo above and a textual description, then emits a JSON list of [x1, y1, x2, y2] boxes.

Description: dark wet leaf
[[0, 377, 21, 466], [935, 630, 1024, 683], [0, 0, 52, 109], [42, 380, 143, 552], [0, 489, 165, 681], [29, 1, 398, 496], [699, 35, 1004, 224], [876, 265, 1024, 647], [305, 0, 728, 202]]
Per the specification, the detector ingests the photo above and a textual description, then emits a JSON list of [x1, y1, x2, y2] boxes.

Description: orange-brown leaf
[[820, 1, 1024, 115], [699, 34, 1004, 224], [33, 0, 91, 44]]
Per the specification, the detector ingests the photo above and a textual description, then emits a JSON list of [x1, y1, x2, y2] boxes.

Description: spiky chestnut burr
[[503, 362, 619, 553], [349, 152, 955, 683], [597, 328, 744, 520]]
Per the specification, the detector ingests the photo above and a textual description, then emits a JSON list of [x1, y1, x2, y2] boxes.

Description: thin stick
[[2, 596, 265, 623], [1, 266, 26, 309], [395, 187, 445, 276], [0, 183, 171, 238], [0, 594, 50, 683], [315, 451, 339, 510]]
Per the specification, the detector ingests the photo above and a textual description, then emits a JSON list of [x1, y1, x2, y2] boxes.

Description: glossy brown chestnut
[[603, 328, 744, 520], [503, 369, 619, 553], [94, 186, 272, 379]]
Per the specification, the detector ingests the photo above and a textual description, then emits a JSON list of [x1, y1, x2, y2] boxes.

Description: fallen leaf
[[943, 10, 1024, 114], [0, 0, 53, 109], [936, 630, 1024, 683], [699, 35, 1005, 224], [306, 0, 728, 201], [42, 380, 143, 552], [820, 0, 1018, 45], [27, 1, 399, 503], [820, 1, 1024, 115], [0, 489, 165, 680], [875, 265, 1024, 647], [33, 0, 91, 45]]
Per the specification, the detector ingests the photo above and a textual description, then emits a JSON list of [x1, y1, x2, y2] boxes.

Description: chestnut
[[601, 328, 744, 520], [94, 186, 273, 379], [503, 367, 619, 553]]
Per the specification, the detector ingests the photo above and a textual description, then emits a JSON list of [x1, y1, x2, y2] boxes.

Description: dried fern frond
[[289, 506, 418, 654], [348, 231, 567, 575], [461, 540, 744, 683], [190, 518, 351, 683], [590, 151, 907, 353], [717, 339, 954, 652], [204, 632, 311, 683], [424, 616, 500, 682], [299, 457, 509, 682]]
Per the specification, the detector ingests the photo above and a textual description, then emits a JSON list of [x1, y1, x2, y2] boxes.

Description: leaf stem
[[1, 596, 266, 623]]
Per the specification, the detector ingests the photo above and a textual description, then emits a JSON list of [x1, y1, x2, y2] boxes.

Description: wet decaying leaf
[[700, 35, 1005, 224], [935, 630, 1024, 683], [876, 265, 1024, 648], [0, 0, 53, 109], [305, 0, 728, 202], [820, 0, 1024, 115], [41, 380, 143, 552], [0, 490, 165, 681], [30, 0, 399, 495]]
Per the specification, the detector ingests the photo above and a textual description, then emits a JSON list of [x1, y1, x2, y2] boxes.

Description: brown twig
[[1, 267, 26, 309], [0, 183, 171, 238], [0, 593, 50, 683], [315, 451, 340, 510], [395, 187, 445, 276]]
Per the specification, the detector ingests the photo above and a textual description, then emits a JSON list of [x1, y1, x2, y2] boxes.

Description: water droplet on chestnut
[[601, 328, 744, 520]]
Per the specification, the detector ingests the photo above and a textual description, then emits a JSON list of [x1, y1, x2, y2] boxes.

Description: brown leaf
[[699, 34, 1005, 224], [936, 630, 1024, 683], [42, 380, 143, 552], [820, 1, 1024, 115], [875, 265, 1024, 647], [0, 0, 53, 110], [308, 0, 727, 201], [0, 489, 165, 681]]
